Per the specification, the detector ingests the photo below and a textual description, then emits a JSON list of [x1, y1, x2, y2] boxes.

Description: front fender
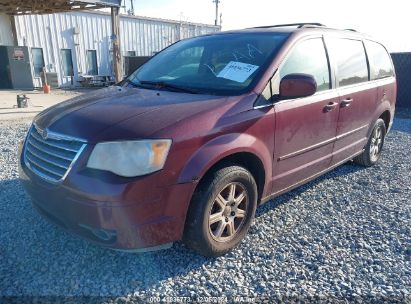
[[178, 133, 272, 187]]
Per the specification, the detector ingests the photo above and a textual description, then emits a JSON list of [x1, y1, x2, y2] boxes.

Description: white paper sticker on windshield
[[217, 61, 259, 83]]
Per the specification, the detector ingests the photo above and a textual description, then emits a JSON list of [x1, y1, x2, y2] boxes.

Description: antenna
[[212, 0, 220, 26]]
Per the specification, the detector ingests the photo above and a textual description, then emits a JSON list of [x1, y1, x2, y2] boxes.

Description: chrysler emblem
[[34, 124, 49, 140], [41, 129, 49, 140]]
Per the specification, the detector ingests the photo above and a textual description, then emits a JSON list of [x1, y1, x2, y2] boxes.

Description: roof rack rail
[[344, 28, 357, 32], [252, 23, 326, 29]]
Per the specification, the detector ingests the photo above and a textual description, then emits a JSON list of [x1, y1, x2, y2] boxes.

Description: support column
[[10, 15, 19, 46], [111, 7, 123, 83]]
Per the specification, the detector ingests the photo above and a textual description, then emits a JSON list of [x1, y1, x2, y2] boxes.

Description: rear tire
[[353, 118, 386, 167], [183, 166, 258, 257]]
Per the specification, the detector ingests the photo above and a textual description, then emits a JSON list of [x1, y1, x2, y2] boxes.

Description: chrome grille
[[23, 125, 86, 183]]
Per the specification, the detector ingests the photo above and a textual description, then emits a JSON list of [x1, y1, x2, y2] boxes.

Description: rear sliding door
[[326, 37, 377, 165]]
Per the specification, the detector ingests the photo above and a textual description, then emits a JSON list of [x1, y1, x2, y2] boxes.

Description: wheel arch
[[379, 110, 391, 131], [194, 152, 266, 203], [178, 133, 271, 202], [368, 102, 392, 137]]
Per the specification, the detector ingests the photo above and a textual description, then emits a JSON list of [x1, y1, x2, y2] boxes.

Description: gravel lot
[[0, 115, 410, 302]]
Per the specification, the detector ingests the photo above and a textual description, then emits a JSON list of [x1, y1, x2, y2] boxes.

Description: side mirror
[[279, 73, 317, 99]]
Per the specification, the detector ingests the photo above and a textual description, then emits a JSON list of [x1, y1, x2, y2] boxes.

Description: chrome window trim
[[253, 103, 273, 110]]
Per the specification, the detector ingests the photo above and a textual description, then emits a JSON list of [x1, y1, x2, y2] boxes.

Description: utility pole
[[128, 0, 135, 15], [111, 6, 123, 83], [213, 0, 220, 26]]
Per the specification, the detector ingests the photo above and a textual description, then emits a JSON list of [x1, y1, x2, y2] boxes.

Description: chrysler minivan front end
[[18, 121, 196, 251]]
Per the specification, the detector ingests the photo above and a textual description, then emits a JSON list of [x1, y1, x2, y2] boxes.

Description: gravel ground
[[0, 116, 410, 303]]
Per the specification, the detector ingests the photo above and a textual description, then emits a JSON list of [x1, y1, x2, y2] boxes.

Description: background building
[[0, 11, 219, 88]]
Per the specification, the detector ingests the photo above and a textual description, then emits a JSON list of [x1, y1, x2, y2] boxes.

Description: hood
[[34, 86, 228, 142]]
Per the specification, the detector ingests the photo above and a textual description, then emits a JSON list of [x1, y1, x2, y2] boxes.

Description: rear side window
[[365, 41, 394, 80], [327, 38, 368, 87], [279, 38, 330, 92]]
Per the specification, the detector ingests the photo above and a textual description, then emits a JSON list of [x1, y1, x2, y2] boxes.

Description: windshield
[[127, 32, 290, 96]]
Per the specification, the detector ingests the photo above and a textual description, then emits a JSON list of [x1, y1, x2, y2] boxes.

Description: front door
[[271, 37, 340, 194]]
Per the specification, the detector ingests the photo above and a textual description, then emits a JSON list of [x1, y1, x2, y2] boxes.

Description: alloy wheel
[[370, 125, 383, 162], [208, 182, 248, 242]]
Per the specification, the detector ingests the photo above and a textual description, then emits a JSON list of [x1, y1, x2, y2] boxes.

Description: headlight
[[87, 140, 172, 177]]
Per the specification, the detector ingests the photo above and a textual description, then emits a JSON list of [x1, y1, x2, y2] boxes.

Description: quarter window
[[365, 41, 394, 80], [31, 48, 45, 77], [61, 49, 74, 77], [86, 50, 98, 75], [328, 38, 368, 87], [279, 38, 331, 92]]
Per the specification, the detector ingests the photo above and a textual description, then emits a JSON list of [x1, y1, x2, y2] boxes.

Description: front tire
[[353, 118, 386, 167], [183, 166, 258, 257]]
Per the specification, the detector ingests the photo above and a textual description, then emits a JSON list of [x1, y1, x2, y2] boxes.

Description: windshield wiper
[[139, 80, 199, 94], [123, 78, 146, 88]]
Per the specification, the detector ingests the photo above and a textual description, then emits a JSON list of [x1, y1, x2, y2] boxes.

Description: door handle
[[323, 102, 338, 112], [340, 98, 353, 108]]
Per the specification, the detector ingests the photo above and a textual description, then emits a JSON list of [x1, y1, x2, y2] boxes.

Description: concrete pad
[[0, 88, 99, 121]]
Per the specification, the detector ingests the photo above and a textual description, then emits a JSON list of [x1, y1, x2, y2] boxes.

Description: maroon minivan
[[19, 23, 396, 256]]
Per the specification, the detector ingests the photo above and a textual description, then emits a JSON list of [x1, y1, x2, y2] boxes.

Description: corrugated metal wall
[[13, 11, 220, 87], [0, 13, 14, 46]]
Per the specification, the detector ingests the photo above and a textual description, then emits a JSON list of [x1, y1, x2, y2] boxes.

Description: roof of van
[[213, 23, 372, 39]]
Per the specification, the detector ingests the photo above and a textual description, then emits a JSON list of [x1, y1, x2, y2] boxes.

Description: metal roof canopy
[[1, 0, 124, 82], [0, 0, 121, 15]]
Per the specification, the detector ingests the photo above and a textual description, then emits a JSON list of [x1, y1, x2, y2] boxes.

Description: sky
[[122, 0, 409, 52]]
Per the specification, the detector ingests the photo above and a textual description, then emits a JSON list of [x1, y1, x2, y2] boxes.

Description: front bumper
[[18, 144, 195, 251]]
